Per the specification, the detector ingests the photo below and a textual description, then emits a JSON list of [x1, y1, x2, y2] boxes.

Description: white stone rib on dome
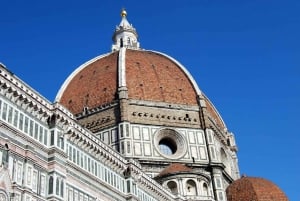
[[118, 47, 126, 87], [203, 94, 227, 130]]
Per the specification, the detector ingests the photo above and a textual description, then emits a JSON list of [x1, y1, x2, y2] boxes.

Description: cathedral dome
[[55, 9, 227, 131], [56, 49, 199, 114], [226, 176, 288, 201]]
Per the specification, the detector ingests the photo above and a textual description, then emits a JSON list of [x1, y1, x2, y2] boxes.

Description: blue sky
[[1, 0, 299, 200]]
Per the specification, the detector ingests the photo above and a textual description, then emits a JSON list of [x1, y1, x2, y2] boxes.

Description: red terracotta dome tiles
[[126, 50, 198, 105], [226, 177, 288, 201], [59, 49, 200, 115], [59, 52, 119, 114]]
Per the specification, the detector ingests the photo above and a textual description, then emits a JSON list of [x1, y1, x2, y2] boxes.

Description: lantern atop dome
[[112, 9, 140, 51]]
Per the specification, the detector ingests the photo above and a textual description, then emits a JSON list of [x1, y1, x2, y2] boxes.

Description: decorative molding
[[132, 111, 198, 123]]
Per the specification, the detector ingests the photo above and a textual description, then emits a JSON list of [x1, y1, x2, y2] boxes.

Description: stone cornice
[[0, 67, 52, 121], [0, 65, 78, 127], [207, 115, 228, 146], [66, 125, 127, 172]]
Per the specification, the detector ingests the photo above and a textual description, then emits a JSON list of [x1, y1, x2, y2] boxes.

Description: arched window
[[167, 181, 178, 194], [203, 183, 209, 196], [56, 178, 60, 195], [2, 144, 9, 166], [50, 131, 55, 146], [186, 179, 197, 196], [127, 37, 131, 46], [48, 176, 53, 194], [60, 180, 64, 197], [120, 38, 123, 47]]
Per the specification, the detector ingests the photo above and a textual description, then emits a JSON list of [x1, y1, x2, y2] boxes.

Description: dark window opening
[[60, 181, 64, 197], [50, 131, 55, 146], [48, 176, 53, 194], [159, 138, 177, 155], [56, 178, 59, 195], [120, 38, 123, 47], [2, 144, 9, 165]]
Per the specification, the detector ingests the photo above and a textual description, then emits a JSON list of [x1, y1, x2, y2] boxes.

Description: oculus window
[[154, 128, 187, 159]]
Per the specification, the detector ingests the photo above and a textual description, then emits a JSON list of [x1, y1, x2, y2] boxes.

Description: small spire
[[112, 9, 140, 51]]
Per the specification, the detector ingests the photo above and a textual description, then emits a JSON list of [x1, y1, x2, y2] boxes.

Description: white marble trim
[[118, 47, 126, 87]]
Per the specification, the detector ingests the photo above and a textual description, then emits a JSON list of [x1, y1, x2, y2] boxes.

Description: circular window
[[154, 128, 186, 159], [159, 137, 177, 155]]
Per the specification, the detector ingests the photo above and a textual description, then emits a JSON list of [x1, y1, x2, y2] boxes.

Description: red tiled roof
[[157, 163, 192, 178], [226, 176, 288, 201]]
